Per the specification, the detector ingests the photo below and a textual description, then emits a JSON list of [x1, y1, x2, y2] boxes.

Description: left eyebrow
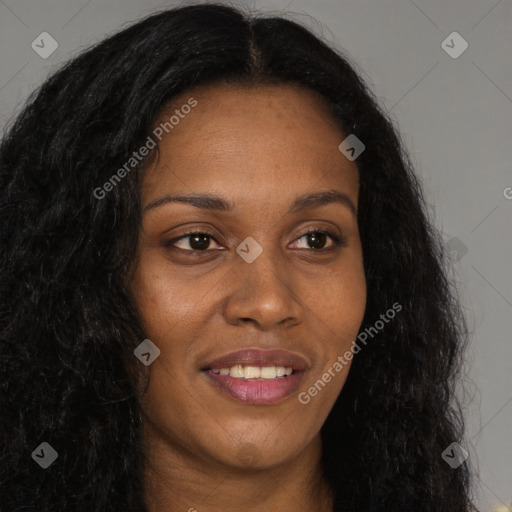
[[288, 190, 356, 216], [142, 189, 356, 216]]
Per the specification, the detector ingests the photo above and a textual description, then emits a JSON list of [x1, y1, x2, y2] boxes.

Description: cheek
[[300, 251, 366, 395], [308, 252, 367, 338], [129, 251, 211, 337], [297, 294, 365, 418]]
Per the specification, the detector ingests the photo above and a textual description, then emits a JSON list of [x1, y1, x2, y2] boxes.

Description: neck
[[142, 428, 333, 512]]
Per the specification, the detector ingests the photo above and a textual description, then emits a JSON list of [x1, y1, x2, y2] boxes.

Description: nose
[[222, 245, 303, 330]]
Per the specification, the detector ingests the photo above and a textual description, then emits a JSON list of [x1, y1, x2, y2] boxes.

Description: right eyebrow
[[143, 193, 235, 213]]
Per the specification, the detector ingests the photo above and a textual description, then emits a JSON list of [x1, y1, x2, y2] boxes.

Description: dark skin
[[129, 83, 366, 512]]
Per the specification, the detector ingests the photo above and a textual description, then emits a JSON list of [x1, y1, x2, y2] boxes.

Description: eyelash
[[164, 227, 346, 255]]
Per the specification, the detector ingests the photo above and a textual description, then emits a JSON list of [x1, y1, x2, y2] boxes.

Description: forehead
[[143, 83, 359, 201]]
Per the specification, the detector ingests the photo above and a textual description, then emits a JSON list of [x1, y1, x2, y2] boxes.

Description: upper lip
[[201, 348, 308, 371]]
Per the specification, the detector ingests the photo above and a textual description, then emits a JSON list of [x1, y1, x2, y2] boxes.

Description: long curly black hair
[[0, 3, 478, 511]]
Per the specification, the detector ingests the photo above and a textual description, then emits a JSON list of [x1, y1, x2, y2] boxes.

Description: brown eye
[[303, 231, 328, 250]]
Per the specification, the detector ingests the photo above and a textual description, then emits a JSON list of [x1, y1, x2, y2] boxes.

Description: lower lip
[[203, 370, 305, 405]]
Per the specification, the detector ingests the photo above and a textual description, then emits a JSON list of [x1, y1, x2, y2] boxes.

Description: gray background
[[0, 0, 510, 510]]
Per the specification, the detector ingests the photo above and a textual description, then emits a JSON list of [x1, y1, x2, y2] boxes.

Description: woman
[[0, 3, 477, 511]]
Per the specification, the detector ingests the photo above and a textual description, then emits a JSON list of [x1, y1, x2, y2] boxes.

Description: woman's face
[[130, 83, 366, 470]]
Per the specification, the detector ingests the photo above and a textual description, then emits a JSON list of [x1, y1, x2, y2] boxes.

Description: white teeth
[[243, 366, 260, 379], [213, 365, 294, 380], [229, 365, 244, 378], [260, 366, 277, 379]]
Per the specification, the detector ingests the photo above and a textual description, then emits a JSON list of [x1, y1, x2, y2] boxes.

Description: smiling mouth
[[201, 366, 305, 405], [200, 348, 308, 404]]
